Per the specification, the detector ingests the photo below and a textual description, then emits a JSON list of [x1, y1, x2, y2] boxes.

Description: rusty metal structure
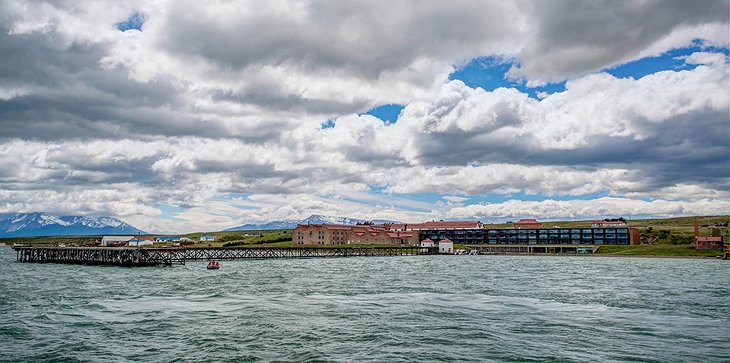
[[13, 245, 428, 266]]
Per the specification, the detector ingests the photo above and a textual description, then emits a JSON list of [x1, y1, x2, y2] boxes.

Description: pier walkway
[[13, 245, 427, 266]]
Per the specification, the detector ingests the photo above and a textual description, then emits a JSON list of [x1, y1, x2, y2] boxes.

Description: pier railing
[[14, 246, 187, 266], [13, 245, 428, 266]]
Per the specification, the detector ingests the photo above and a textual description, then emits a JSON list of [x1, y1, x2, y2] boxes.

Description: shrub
[[218, 234, 246, 243]]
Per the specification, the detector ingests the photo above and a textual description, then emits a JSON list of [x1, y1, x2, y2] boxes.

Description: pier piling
[[13, 245, 426, 266]]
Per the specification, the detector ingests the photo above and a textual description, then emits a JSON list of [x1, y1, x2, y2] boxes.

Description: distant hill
[[224, 220, 299, 231], [0, 212, 146, 237], [224, 214, 401, 231]]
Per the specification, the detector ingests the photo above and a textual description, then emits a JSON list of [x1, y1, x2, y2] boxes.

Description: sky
[[0, 0, 728, 233]]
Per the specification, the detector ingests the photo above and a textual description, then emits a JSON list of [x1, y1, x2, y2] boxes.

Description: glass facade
[[421, 227, 633, 245]]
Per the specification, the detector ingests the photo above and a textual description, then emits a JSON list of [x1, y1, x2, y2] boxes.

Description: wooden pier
[[13, 246, 187, 266], [13, 245, 427, 266]]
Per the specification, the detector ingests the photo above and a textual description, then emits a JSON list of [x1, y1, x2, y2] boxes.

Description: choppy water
[[1, 248, 729, 362]]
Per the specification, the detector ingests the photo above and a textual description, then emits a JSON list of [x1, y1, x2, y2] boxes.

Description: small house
[[420, 238, 435, 248], [695, 236, 724, 250], [438, 238, 454, 254], [199, 235, 217, 242]]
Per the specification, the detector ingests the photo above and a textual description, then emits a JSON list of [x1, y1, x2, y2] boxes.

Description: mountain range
[[0, 213, 147, 238], [224, 214, 401, 231]]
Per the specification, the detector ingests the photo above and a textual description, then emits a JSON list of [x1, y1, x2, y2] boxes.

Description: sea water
[[0, 248, 728, 362]]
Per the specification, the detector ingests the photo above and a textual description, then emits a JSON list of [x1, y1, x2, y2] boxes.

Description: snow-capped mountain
[[224, 214, 401, 231], [139, 222, 173, 235], [0, 213, 147, 237]]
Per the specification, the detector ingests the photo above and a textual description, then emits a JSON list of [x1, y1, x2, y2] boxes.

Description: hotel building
[[292, 219, 640, 246], [292, 224, 417, 245]]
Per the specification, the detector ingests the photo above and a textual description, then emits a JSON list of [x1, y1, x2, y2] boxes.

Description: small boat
[[207, 260, 220, 270]]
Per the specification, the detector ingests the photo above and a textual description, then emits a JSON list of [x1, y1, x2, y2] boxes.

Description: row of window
[[486, 239, 630, 245], [421, 228, 630, 236], [487, 228, 628, 235]]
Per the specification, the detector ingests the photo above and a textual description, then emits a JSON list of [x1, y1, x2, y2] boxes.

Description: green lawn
[[596, 244, 723, 257]]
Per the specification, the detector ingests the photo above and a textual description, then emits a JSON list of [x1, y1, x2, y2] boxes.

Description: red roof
[[439, 238, 453, 243], [515, 219, 539, 224], [421, 238, 434, 243], [384, 221, 482, 230], [296, 221, 482, 233], [295, 224, 354, 231], [386, 232, 413, 238]]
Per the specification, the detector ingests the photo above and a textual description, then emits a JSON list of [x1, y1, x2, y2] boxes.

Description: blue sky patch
[[449, 56, 566, 99], [321, 118, 336, 129], [606, 46, 697, 79], [156, 204, 185, 219], [117, 12, 145, 32], [605, 42, 729, 79], [218, 193, 252, 200], [363, 104, 405, 123]]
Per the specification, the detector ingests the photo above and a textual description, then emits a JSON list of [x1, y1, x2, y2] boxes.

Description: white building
[[420, 238, 435, 248], [101, 236, 134, 247], [200, 235, 217, 242], [128, 238, 154, 247], [438, 238, 454, 254]]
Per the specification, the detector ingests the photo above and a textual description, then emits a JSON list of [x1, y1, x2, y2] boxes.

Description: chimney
[[694, 218, 699, 238]]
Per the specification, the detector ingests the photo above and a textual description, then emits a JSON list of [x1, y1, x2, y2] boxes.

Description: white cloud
[[445, 197, 730, 221], [0, 1, 727, 231]]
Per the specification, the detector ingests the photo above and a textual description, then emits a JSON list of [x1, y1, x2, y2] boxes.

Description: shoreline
[[4, 245, 724, 260], [467, 253, 724, 260]]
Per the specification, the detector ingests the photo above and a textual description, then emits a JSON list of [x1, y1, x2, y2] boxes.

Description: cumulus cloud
[[507, 0, 730, 85], [445, 197, 730, 221], [0, 1, 727, 231]]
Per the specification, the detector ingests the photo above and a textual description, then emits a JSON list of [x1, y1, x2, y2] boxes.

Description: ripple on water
[[1, 250, 729, 361]]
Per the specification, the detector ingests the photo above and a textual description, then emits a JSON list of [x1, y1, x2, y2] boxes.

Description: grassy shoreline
[[595, 244, 723, 257]]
